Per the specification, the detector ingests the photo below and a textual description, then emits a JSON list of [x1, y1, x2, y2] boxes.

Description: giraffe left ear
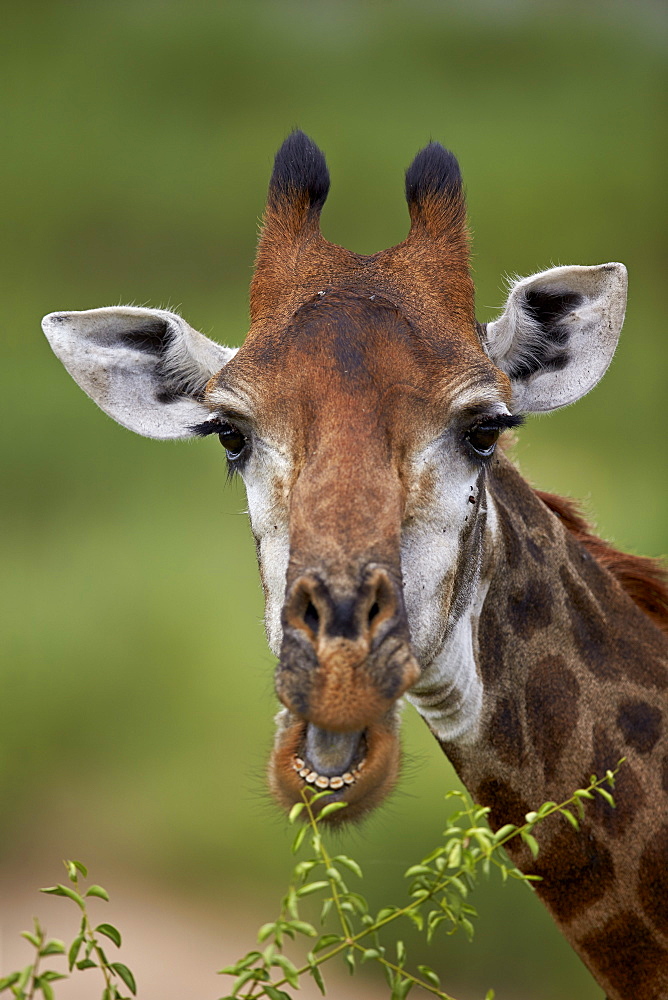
[[483, 263, 627, 412]]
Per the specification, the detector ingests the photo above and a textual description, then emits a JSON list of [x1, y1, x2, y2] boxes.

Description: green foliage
[[217, 768, 621, 1000], [0, 766, 621, 1000], [0, 862, 136, 1000]]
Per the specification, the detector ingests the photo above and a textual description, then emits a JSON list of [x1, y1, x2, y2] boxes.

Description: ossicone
[[267, 130, 330, 217], [404, 142, 466, 237]]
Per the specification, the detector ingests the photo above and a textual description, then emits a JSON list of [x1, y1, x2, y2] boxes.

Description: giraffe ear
[[483, 263, 627, 412], [42, 306, 236, 439]]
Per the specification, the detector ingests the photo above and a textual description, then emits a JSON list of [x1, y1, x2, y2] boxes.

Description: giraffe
[[42, 131, 668, 1000]]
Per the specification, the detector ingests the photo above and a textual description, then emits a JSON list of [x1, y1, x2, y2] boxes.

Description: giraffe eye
[[467, 423, 501, 457], [218, 423, 247, 459]]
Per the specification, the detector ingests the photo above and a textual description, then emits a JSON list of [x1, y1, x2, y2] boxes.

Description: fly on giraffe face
[[43, 131, 668, 1000]]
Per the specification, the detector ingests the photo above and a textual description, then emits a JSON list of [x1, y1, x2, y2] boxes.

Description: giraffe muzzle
[[270, 564, 420, 821], [277, 565, 420, 731]]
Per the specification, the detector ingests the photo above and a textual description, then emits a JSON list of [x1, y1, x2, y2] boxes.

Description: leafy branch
[[0, 861, 136, 1000], [218, 765, 622, 1000], [0, 764, 622, 1000]]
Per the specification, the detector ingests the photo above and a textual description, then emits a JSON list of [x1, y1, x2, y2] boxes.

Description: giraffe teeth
[[292, 755, 366, 787]]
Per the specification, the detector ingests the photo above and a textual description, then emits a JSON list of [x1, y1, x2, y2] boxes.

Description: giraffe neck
[[442, 454, 668, 1000]]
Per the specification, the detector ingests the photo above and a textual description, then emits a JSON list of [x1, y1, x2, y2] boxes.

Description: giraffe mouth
[[291, 724, 368, 789], [268, 711, 401, 823]]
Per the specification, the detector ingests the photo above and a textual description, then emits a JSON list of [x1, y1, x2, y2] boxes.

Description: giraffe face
[[42, 133, 627, 822], [202, 287, 513, 819]]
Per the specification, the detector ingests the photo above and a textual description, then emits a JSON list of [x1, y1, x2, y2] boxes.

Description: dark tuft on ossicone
[[405, 142, 463, 208], [269, 130, 330, 213]]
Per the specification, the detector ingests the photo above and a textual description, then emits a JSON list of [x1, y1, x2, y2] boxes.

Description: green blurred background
[[1, 1, 666, 997]]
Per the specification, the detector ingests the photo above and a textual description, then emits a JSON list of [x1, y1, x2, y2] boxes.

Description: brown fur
[[449, 456, 668, 1000], [537, 490, 668, 634]]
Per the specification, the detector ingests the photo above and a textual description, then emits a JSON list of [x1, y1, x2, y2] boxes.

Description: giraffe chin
[[269, 712, 401, 824]]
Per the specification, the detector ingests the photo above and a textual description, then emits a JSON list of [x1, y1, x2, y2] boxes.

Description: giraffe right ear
[[483, 263, 627, 413], [42, 306, 237, 439]]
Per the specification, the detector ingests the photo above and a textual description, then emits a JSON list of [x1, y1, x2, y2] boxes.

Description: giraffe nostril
[[304, 601, 320, 633], [368, 601, 381, 626]]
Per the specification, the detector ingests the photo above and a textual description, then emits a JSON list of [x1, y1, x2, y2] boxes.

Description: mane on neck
[[535, 489, 668, 634]]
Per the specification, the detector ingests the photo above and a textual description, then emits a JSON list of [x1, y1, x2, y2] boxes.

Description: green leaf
[[485, 990, 496, 1000], [257, 923, 276, 943], [21, 931, 41, 948], [449, 875, 468, 897], [524, 811, 538, 825], [264, 987, 292, 1000], [306, 788, 334, 805], [16, 964, 33, 990], [40, 885, 85, 910], [36, 972, 67, 983], [460, 917, 475, 941], [35, 979, 55, 1000], [596, 787, 616, 808], [447, 842, 462, 868], [360, 948, 380, 962], [231, 968, 256, 994], [403, 908, 424, 931], [396, 940, 406, 966], [71, 861, 88, 878], [95, 924, 122, 948], [417, 964, 440, 987], [65, 861, 79, 882], [309, 962, 326, 996], [110, 963, 137, 995], [270, 955, 299, 989], [333, 855, 363, 878], [318, 802, 348, 820], [76, 959, 97, 970], [291, 824, 309, 853], [313, 933, 342, 953], [40, 940, 65, 957], [404, 864, 432, 877], [391, 976, 414, 999], [520, 831, 540, 859], [85, 885, 110, 901], [285, 920, 317, 937], [344, 949, 355, 975], [288, 802, 305, 824], [0, 973, 20, 991], [68, 935, 84, 971], [559, 808, 580, 830], [296, 880, 329, 897]]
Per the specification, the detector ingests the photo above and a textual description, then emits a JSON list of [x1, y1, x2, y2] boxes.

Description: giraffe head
[[42, 132, 627, 821]]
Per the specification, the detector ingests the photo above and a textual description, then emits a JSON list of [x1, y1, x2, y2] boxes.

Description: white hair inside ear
[[483, 263, 627, 413], [42, 306, 237, 439]]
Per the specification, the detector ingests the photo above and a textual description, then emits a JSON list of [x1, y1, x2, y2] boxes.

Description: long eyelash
[[225, 458, 242, 482], [479, 413, 525, 431], [192, 417, 249, 481], [191, 419, 221, 438]]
